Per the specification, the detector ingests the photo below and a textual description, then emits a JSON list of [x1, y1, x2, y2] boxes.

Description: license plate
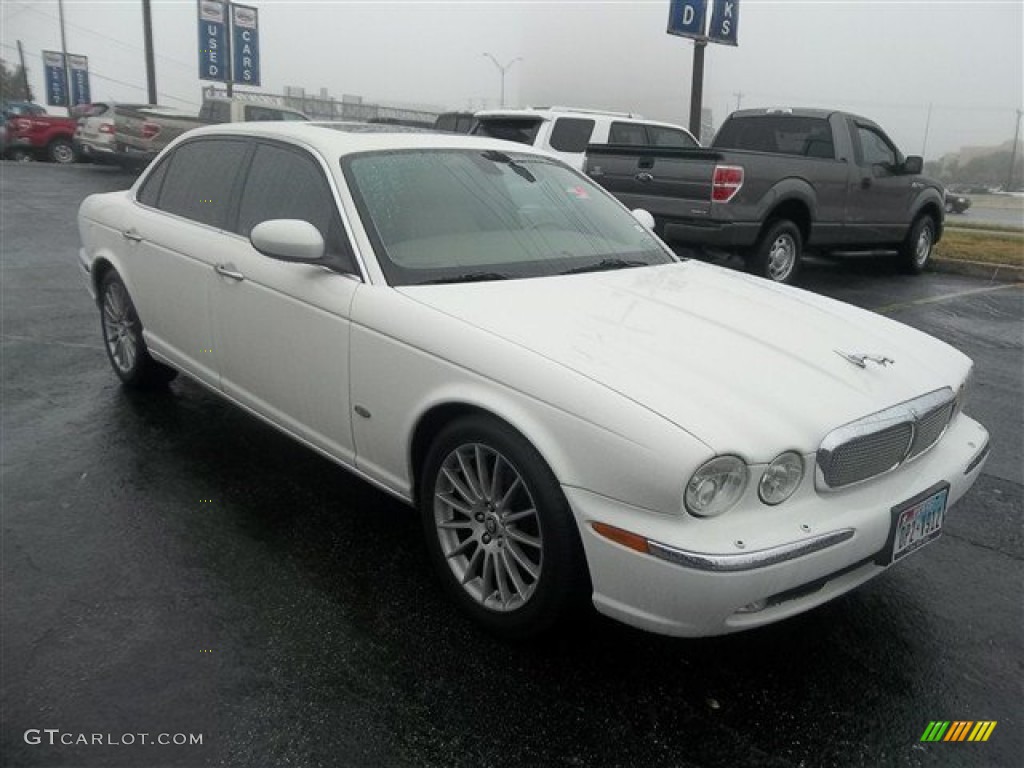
[[890, 485, 949, 563]]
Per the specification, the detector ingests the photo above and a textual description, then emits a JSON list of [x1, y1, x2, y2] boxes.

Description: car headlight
[[954, 364, 974, 417], [758, 451, 805, 506], [684, 455, 748, 517]]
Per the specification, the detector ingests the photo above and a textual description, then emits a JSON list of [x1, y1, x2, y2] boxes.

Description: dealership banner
[[231, 4, 260, 85], [43, 50, 68, 107], [68, 55, 91, 106], [707, 0, 740, 46], [666, 0, 708, 40], [198, 0, 229, 81]]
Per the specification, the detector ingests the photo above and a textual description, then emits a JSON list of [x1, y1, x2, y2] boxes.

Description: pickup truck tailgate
[[585, 146, 720, 219]]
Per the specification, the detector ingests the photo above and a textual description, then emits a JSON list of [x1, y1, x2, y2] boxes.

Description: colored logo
[[920, 721, 997, 742]]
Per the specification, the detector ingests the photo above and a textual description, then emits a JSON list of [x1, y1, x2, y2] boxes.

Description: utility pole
[[142, 0, 157, 104], [733, 91, 743, 112], [1007, 108, 1023, 193], [688, 40, 706, 137], [16, 40, 32, 101], [57, 0, 71, 113]]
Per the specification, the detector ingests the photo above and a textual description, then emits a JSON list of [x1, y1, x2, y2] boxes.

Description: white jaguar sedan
[[78, 122, 990, 638]]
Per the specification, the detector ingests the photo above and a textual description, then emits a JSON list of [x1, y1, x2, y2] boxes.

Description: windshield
[[342, 149, 674, 286], [471, 118, 543, 145]]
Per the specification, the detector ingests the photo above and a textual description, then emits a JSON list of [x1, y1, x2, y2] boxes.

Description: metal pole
[[1006, 109, 1022, 193], [57, 0, 71, 112], [225, 2, 233, 98], [500, 72, 505, 109], [141, 0, 157, 104], [16, 40, 32, 101], [688, 40, 705, 138]]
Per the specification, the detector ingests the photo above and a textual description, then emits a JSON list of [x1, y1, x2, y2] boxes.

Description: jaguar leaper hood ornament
[[835, 351, 895, 369]]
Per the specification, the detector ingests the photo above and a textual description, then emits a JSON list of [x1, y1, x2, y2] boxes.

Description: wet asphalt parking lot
[[2, 162, 1022, 768]]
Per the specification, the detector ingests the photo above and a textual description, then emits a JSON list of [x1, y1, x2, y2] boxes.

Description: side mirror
[[902, 156, 923, 175], [631, 208, 656, 230], [250, 219, 325, 263]]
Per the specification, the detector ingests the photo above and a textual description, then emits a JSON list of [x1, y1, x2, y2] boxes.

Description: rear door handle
[[121, 228, 143, 242], [214, 263, 245, 281]]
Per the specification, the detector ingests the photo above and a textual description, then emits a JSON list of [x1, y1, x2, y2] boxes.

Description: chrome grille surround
[[816, 388, 955, 491]]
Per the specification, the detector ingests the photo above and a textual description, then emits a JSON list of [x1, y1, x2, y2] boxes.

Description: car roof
[[473, 107, 694, 134], [180, 120, 550, 158]]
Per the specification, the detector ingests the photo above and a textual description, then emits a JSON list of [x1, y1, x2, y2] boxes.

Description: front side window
[[153, 139, 249, 228], [344, 149, 673, 286], [236, 143, 352, 270], [857, 126, 897, 167], [548, 118, 596, 153]]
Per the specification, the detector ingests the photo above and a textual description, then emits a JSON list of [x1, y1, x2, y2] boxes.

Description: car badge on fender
[[835, 351, 895, 369]]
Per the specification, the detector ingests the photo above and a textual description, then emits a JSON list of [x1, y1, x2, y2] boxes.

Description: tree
[[0, 58, 32, 103]]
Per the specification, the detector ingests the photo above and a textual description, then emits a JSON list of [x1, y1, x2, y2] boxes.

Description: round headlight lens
[[684, 456, 748, 517], [758, 451, 805, 506]]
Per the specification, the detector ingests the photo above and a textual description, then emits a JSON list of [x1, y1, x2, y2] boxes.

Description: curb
[[929, 258, 1024, 283]]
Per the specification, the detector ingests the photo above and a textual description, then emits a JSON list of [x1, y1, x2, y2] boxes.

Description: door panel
[[845, 122, 914, 243]]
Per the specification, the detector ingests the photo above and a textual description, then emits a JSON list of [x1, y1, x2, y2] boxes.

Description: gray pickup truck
[[584, 108, 945, 283]]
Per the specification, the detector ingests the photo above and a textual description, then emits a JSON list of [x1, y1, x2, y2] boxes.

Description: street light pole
[[482, 53, 522, 108], [1007, 108, 1023, 193]]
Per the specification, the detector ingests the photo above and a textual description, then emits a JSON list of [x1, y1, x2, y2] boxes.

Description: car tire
[[900, 215, 936, 275], [750, 219, 802, 284], [944, 201, 954, 214], [48, 138, 76, 164], [419, 415, 590, 639], [9, 148, 33, 162], [99, 271, 177, 388]]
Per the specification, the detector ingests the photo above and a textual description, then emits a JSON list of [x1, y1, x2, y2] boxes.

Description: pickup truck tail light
[[140, 122, 161, 140], [712, 165, 744, 203], [99, 122, 115, 134]]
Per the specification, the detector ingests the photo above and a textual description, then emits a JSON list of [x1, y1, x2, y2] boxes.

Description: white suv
[[470, 106, 699, 170]]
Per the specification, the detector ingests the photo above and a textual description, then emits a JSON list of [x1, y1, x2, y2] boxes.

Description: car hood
[[397, 262, 968, 458]]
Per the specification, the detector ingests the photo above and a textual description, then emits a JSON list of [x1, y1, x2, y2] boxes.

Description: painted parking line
[[1, 333, 104, 351], [873, 284, 1022, 315]]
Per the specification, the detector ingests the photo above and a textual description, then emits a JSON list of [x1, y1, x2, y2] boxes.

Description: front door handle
[[214, 264, 245, 281], [121, 228, 143, 243]]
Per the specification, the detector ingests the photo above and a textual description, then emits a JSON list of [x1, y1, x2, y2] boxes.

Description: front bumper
[[567, 414, 989, 637]]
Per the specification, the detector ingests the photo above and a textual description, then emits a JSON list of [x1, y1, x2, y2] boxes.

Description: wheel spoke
[[441, 466, 478, 506], [474, 445, 491, 500], [493, 550, 513, 606], [500, 548, 527, 599], [437, 519, 473, 531], [497, 476, 522, 510], [506, 540, 539, 580], [461, 546, 484, 584], [480, 551, 495, 601], [436, 492, 474, 517], [489, 454, 503, 501], [502, 507, 536, 524], [445, 536, 476, 560], [455, 448, 483, 500], [506, 527, 541, 549]]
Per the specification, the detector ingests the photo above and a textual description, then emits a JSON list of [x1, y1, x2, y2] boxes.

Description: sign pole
[[142, 0, 158, 104], [16, 41, 32, 101], [57, 0, 71, 111], [225, 2, 233, 98], [688, 40, 706, 138]]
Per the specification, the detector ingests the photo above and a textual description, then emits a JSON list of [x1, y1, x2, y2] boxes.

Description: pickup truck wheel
[[420, 415, 589, 639], [48, 138, 76, 164], [901, 215, 935, 274], [9, 148, 34, 162], [99, 271, 177, 388], [752, 220, 802, 284]]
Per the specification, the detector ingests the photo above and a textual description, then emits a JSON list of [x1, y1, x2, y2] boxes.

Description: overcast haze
[[2, 0, 1021, 158]]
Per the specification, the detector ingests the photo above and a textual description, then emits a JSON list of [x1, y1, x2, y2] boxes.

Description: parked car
[[585, 108, 945, 283], [74, 102, 147, 164], [471, 106, 699, 170], [1, 102, 78, 163], [944, 189, 972, 214], [77, 123, 989, 639], [112, 97, 308, 169]]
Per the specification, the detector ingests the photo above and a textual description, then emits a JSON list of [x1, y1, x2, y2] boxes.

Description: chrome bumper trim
[[964, 439, 990, 475], [647, 528, 856, 573]]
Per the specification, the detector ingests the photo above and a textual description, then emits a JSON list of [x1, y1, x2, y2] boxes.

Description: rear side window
[[136, 158, 170, 207], [647, 126, 698, 148], [548, 118, 595, 152], [471, 118, 543, 145], [236, 143, 353, 267], [713, 116, 835, 159], [608, 122, 648, 145], [154, 139, 249, 228]]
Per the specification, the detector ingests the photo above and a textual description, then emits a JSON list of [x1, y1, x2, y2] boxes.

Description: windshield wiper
[[416, 271, 512, 285], [480, 149, 537, 183], [559, 258, 649, 275]]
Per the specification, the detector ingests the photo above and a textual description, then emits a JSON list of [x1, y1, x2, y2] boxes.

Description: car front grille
[[816, 388, 956, 490]]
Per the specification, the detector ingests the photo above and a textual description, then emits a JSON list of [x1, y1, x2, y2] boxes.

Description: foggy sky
[[2, 0, 1021, 159]]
